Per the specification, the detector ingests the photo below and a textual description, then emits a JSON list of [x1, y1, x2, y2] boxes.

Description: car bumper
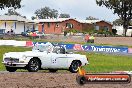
[[2, 62, 28, 67]]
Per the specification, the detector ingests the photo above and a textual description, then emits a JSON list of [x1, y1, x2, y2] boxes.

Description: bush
[[82, 29, 98, 35], [112, 29, 117, 35], [66, 29, 80, 33]]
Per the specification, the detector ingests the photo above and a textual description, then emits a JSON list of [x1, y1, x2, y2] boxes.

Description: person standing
[[84, 34, 90, 43]]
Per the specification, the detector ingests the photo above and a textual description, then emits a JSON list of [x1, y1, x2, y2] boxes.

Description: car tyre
[[69, 61, 81, 73], [27, 58, 40, 72], [76, 76, 86, 85], [6, 66, 17, 72]]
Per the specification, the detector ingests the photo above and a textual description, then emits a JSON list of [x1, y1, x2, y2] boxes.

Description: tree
[[112, 29, 117, 35], [96, 0, 132, 36], [0, 0, 21, 9], [31, 16, 36, 20], [5, 8, 21, 16], [86, 16, 99, 20], [5, 8, 26, 18], [113, 18, 132, 26], [34, 7, 58, 19], [49, 9, 58, 18], [113, 18, 123, 26], [59, 13, 70, 18]]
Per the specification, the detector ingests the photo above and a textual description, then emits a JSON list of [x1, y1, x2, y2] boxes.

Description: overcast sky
[[0, 0, 119, 22]]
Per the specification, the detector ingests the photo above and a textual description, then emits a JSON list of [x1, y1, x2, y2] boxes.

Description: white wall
[[0, 21, 6, 29], [0, 21, 37, 34], [0, 21, 17, 32], [25, 23, 36, 31], [0, 21, 24, 34], [113, 26, 132, 36], [126, 29, 132, 36], [14, 22, 24, 34]]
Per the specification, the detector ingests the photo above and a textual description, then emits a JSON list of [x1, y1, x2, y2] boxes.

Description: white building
[[0, 15, 37, 34], [113, 26, 132, 36]]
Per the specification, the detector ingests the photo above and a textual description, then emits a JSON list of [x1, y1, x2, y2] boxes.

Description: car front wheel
[[27, 58, 40, 72], [69, 61, 81, 73], [6, 66, 17, 72]]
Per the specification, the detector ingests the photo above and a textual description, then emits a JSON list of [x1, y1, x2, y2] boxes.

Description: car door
[[51, 53, 69, 68], [40, 52, 52, 69]]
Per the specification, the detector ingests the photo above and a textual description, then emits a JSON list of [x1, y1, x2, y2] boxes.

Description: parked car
[[36, 31, 45, 37], [21, 30, 31, 36], [2, 42, 89, 73], [27, 30, 45, 37]]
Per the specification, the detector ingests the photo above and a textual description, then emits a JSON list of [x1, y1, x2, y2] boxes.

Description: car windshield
[[32, 42, 53, 52], [53, 45, 66, 54], [32, 45, 49, 52], [32, 43, 66, 54]]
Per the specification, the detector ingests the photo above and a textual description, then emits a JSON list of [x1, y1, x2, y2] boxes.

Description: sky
[[0, 0, 119, 22]]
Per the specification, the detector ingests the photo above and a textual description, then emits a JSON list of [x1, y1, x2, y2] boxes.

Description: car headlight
[[22, 55, 27, 60]]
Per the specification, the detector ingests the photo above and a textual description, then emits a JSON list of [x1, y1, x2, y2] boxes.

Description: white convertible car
[[2, 42, 89, 73]]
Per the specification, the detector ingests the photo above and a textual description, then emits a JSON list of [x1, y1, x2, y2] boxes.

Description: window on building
[[104, 26, 109, 31], [56, 23, 59, 28], [0, 29, 5, 34], [95, 26, 99, 30], [66, 23, 73, 29], [47, 23, 50, 28]]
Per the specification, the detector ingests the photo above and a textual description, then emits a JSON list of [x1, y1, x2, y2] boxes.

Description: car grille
[[4, 58, 19, 63]]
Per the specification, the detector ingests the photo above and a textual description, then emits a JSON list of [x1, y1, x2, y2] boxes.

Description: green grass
[[0, 46, 132, 73], [78, 52, 132, 73]]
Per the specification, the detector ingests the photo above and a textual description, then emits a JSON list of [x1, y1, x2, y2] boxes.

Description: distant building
[[79, 20, 112, 32], [34, 18, 82, 34], [34, 18, 112, 34], [0, 15, 113, 34], [0, 15, 36, 34], [113, 26, 132, 36]]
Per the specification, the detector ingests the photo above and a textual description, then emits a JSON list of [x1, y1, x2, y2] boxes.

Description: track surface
[[0, 72, 131, 88]]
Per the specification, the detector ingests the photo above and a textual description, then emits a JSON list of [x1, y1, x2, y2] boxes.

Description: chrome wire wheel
[[27, 59, 40, 72], [30, 59, 39, 71], [69, 61, 81, 73]]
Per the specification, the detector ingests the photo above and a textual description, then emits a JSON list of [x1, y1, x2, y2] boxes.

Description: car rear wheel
[[27, 58, 40, 72], [6, 66, 17, 72], [69, 61, 81, 73]]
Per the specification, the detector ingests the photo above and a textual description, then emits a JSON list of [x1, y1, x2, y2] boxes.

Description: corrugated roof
[[33, 18, 106, 24], [0, 15, 112, 25], [0, 15, 33, 23], [33, 18, 73, 23], [77, 20, 101, 24]]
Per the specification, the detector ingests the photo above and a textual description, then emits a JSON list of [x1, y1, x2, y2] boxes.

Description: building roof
[[0, 15, 33, 23], [0, 15, 112, 25], [34, 18, 112, 25], [33, 18, 102, 24], [77, 20, 101, 24], [33, 18, 74, 23]]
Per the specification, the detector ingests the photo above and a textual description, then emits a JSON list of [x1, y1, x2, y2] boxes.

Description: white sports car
[[2, 42, 89, 73]]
